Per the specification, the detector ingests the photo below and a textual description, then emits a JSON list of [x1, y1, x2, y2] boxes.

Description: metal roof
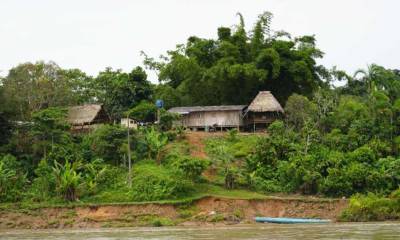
[[168, 105, 247, 114]]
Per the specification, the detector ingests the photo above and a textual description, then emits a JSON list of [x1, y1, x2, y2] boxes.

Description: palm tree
[[353, 64, 383, 95]]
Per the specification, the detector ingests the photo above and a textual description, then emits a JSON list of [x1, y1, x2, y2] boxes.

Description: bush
[[340, 192, 400, 222], [323, 129, 349, 151], [86, 125, 127, 165], [348, 145, 376, 164], [226, 129, 238, 142], [131, 163, 193, 201], [320, 167, 353, 196], [249, 176, 283, 193], [29, 159, 56, 201], [172, 156, 210, 182], [82, 159, 109, 196], [0, 154, 27, 202], [159, 109, 180, 131]]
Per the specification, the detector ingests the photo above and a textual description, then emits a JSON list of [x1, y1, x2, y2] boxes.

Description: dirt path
[[185, 132, 226, 180], [185, 132, 224, 159]]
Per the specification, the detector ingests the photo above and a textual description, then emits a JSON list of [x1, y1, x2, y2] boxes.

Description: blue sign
[[155, 99, 164, 108]]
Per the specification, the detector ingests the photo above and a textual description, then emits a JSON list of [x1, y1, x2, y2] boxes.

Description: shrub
[[0, 154, 26, 202], [323, 129, 349, 151], [340, 193, 400, 222], [86, 124, 127, 165], [29, 159, 56, 201], [159, 109, 180, 131], [320, 167, 353, 196], [83, 159, 108, 196], [226, 129, 238, 142], [172, 156, 210, 182], [131, 163, 193, 201], [348, 145, 376, 164], [248, 176, 283, 193]]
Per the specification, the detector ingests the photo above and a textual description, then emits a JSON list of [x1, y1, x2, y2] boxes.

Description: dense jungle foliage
[[1, 12, 400, 212]]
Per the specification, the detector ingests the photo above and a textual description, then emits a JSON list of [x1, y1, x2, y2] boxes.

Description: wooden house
[[67, 104, 110, 132], [168, 105, 247, 131], [168, 91, 284, 131], [244, 91, 284, 130]]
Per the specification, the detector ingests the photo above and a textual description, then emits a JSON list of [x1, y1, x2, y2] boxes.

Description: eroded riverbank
[[0, 196, 347, 229]]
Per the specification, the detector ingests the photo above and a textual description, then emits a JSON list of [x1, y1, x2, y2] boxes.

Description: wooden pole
[[127, 116, 132, 187]]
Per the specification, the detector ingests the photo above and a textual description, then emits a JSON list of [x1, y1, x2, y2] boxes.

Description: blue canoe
[[255, 217, 331, 224]]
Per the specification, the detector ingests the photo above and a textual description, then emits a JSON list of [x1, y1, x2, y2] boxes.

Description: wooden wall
[[181, 110, 243, 128]]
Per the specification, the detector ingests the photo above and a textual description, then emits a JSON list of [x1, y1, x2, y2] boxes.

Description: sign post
[[155, 99, 164, 123]]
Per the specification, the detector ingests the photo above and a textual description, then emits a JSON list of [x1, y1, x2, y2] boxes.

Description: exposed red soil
[[184, 132, 224, 180], [184, 131, 267, 159], [185, 132, 219, 159], [0, 197, 348, 229]]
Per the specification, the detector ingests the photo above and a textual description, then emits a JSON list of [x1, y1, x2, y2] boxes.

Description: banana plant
[[53, 161, 81, 201]]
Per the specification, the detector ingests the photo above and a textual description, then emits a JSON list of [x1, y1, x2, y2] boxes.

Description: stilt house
[[168, 91, 284, 131]]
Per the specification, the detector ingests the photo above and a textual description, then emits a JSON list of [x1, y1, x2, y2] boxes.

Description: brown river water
[[1, 223, 399, 239]]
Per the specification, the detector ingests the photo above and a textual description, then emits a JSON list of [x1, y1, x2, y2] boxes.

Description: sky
[[0, 0, 399, 83]]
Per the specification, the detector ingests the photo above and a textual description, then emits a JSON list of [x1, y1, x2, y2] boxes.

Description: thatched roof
[[67, 104, 104, 125], [247, 91, 284, 113], [169, 105, 247, 114]]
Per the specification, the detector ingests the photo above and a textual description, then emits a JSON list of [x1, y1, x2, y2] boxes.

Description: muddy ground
[[0, 196, 348, 229]]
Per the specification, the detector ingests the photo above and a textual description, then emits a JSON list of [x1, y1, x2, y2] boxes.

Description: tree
[[172, 156, 209, 182], [154, 84, 181, 109], [31, 107, 71, 159], [351, 64, 400, 100], [127, 101, 157, 123], [60, 68, 96, 104], [0, 112, 13, 149], [95, 67, 153, 120], [0, 85, 13, 149], [1, 62, 79, 121], [85, 124, 127, 165], [144, 12, 325, 106], [285, 94, 317, 130]]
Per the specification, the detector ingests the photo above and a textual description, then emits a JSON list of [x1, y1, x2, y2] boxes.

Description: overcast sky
[[0, 0, 399, 82]]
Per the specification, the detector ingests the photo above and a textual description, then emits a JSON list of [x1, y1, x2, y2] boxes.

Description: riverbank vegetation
[[1, 11, 400, 221], [340, 189, 400, 222]]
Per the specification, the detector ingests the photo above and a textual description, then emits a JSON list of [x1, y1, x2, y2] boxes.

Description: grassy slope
[[0, 132, 338, 210]]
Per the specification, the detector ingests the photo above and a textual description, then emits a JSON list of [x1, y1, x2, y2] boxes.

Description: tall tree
[[343, 64, 400, 101], [144, 12, 325, 106], [95, 66, 153, 120], [0, 85, 13, 148], [1, 61, 86, 121]]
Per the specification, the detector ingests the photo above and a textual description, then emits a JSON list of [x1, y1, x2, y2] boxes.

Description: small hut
[[121, 118, 138, 129], [67, 104, 110, 132], [245, 91, 284, 131]]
